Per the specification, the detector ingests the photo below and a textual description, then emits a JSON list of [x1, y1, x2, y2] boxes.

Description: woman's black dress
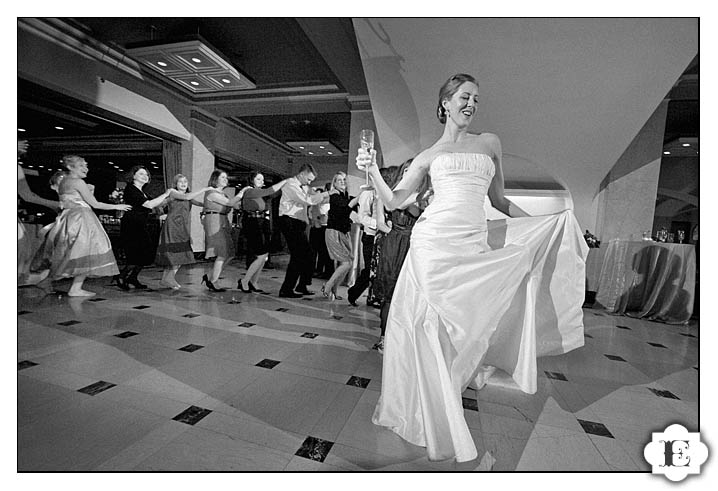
[[372, 206, 421, 302], [120, 185, 154, 266]]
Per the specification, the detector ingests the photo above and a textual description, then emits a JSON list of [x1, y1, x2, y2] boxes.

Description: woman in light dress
[[32, 155, 131, 297], [356, 73, 537, 462]]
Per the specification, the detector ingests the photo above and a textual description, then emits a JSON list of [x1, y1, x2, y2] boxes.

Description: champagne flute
[[359, 129, 374, 190], [677, 230, 685, 244]]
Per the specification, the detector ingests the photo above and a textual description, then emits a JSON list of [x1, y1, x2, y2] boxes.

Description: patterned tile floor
[[16, 258, 700, 472]]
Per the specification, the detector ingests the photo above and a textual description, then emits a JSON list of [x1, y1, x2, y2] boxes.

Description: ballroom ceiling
[[18, 18, 697, 181], [56, 17, 369, 153]]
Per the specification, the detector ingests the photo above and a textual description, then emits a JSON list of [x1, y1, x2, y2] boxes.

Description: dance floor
[[17, 257, 699, 472]]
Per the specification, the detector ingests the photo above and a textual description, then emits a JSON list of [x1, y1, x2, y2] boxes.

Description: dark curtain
[[163, 140, 182, 188]]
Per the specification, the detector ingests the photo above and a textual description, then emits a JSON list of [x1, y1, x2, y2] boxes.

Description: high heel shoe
[[202, 274, 226, 292], [237, 279, 251, 293], [112, 275, 130, 291], [126, 277, 148, 289], [248, 281, 265, 293], [321, 284, 329, 298]]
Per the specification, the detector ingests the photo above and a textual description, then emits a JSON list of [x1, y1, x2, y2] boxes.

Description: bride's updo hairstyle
[[436, 73, 479, 124]]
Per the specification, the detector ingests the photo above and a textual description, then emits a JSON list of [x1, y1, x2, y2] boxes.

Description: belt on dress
[[204, 211, 228, 215], [244, 211, 269, 218]]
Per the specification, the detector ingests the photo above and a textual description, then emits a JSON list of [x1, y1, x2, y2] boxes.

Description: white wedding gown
[[372, 153, 588, 462]]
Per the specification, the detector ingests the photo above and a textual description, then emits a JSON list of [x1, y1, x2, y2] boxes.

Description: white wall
[[352, 18, 697, 230]]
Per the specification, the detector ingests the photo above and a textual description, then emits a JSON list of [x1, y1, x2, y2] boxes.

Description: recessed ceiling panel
[[127, 39, 256, 93]]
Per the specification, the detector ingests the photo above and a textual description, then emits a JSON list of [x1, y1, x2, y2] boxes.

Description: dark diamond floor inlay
[[78, 381, 117, 396], [238, 322, 255, 328], [18, 310, 32, 315], [346, 376, 370, 388], [616, 325, 631, 330], [227, 300, 242, 304], [647, 342, 667, 349], [132, 305, 151, 310], [276, 308, 289, 312], [584, 334, 594, 339], [114, 331, 139, 339], [18, 360, 38, 370], [604, 354, 627, 362], [545, 371, 568, 381], [577, 419, 614, 438], [87, 298, 107, 302], [680, 333, 697, 338], [172, 405, 212, 425], [182, 313, 200, 318], [694, 366, 699, 371], [332, 315, 343, 320], [302, 298, 313, 301], [462, 397, 479, 411], [301, 332, 318, 339], [178, 344, 204, 353], [57, 320, 81, 326], [295, 436, 334, 462], [647, 388, 680, 400], [256, 359, 280, 369]]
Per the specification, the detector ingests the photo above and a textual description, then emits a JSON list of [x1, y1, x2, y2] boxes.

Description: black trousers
[[348, 232, 375, 302], [310, 226, 334, 276], [278, 215, 313, 293]]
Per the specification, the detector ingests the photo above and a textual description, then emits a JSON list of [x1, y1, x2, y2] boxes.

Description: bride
[[356, 73, 586, 462]]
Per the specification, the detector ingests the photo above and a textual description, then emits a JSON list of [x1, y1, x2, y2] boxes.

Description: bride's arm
[[485, 134, 530, 218], [358, 149, 429, 211]]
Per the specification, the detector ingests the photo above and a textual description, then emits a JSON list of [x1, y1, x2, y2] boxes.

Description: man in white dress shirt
[[277, 164, 335, 298]]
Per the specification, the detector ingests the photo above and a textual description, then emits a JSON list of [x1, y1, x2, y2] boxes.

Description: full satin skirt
[[31, 207, 119, 279], [372, 210, 587, 462]]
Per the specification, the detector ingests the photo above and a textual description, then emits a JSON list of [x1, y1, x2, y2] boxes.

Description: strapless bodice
[[417, 153, 495, 230], [429, 153, 494, 203]]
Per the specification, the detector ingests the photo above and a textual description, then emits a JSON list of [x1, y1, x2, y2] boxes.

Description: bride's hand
[[356, 148, 377, 171]]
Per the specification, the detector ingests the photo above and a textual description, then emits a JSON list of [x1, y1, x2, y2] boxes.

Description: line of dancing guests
[[19, 144, 429, 321]]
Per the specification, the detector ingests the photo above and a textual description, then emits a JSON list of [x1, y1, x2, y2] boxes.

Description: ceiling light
[[18, 128, 25, 132], [287, 141, 343, 156], [150, 161, 157, 165], [682, 143, 691, 147], [128, 38, 256, 93], [157, 61, 168, 67], [190, 81, 200, 86], [663, 151, 671, 155], [55, 126, 64, 130]]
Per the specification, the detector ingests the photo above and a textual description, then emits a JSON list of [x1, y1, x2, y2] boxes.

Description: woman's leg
[[211, 257, 228, 283], [164, 266, 181, 287], [68, 274, 94, 296], [245, 253, 268, 286], [325, 261, 351, 294]]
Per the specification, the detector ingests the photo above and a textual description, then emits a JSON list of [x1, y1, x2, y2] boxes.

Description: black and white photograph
[[12, 8, 709, 484]]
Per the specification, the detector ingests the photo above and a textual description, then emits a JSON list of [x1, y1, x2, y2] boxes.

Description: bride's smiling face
[[443, 81, 480, 127]]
